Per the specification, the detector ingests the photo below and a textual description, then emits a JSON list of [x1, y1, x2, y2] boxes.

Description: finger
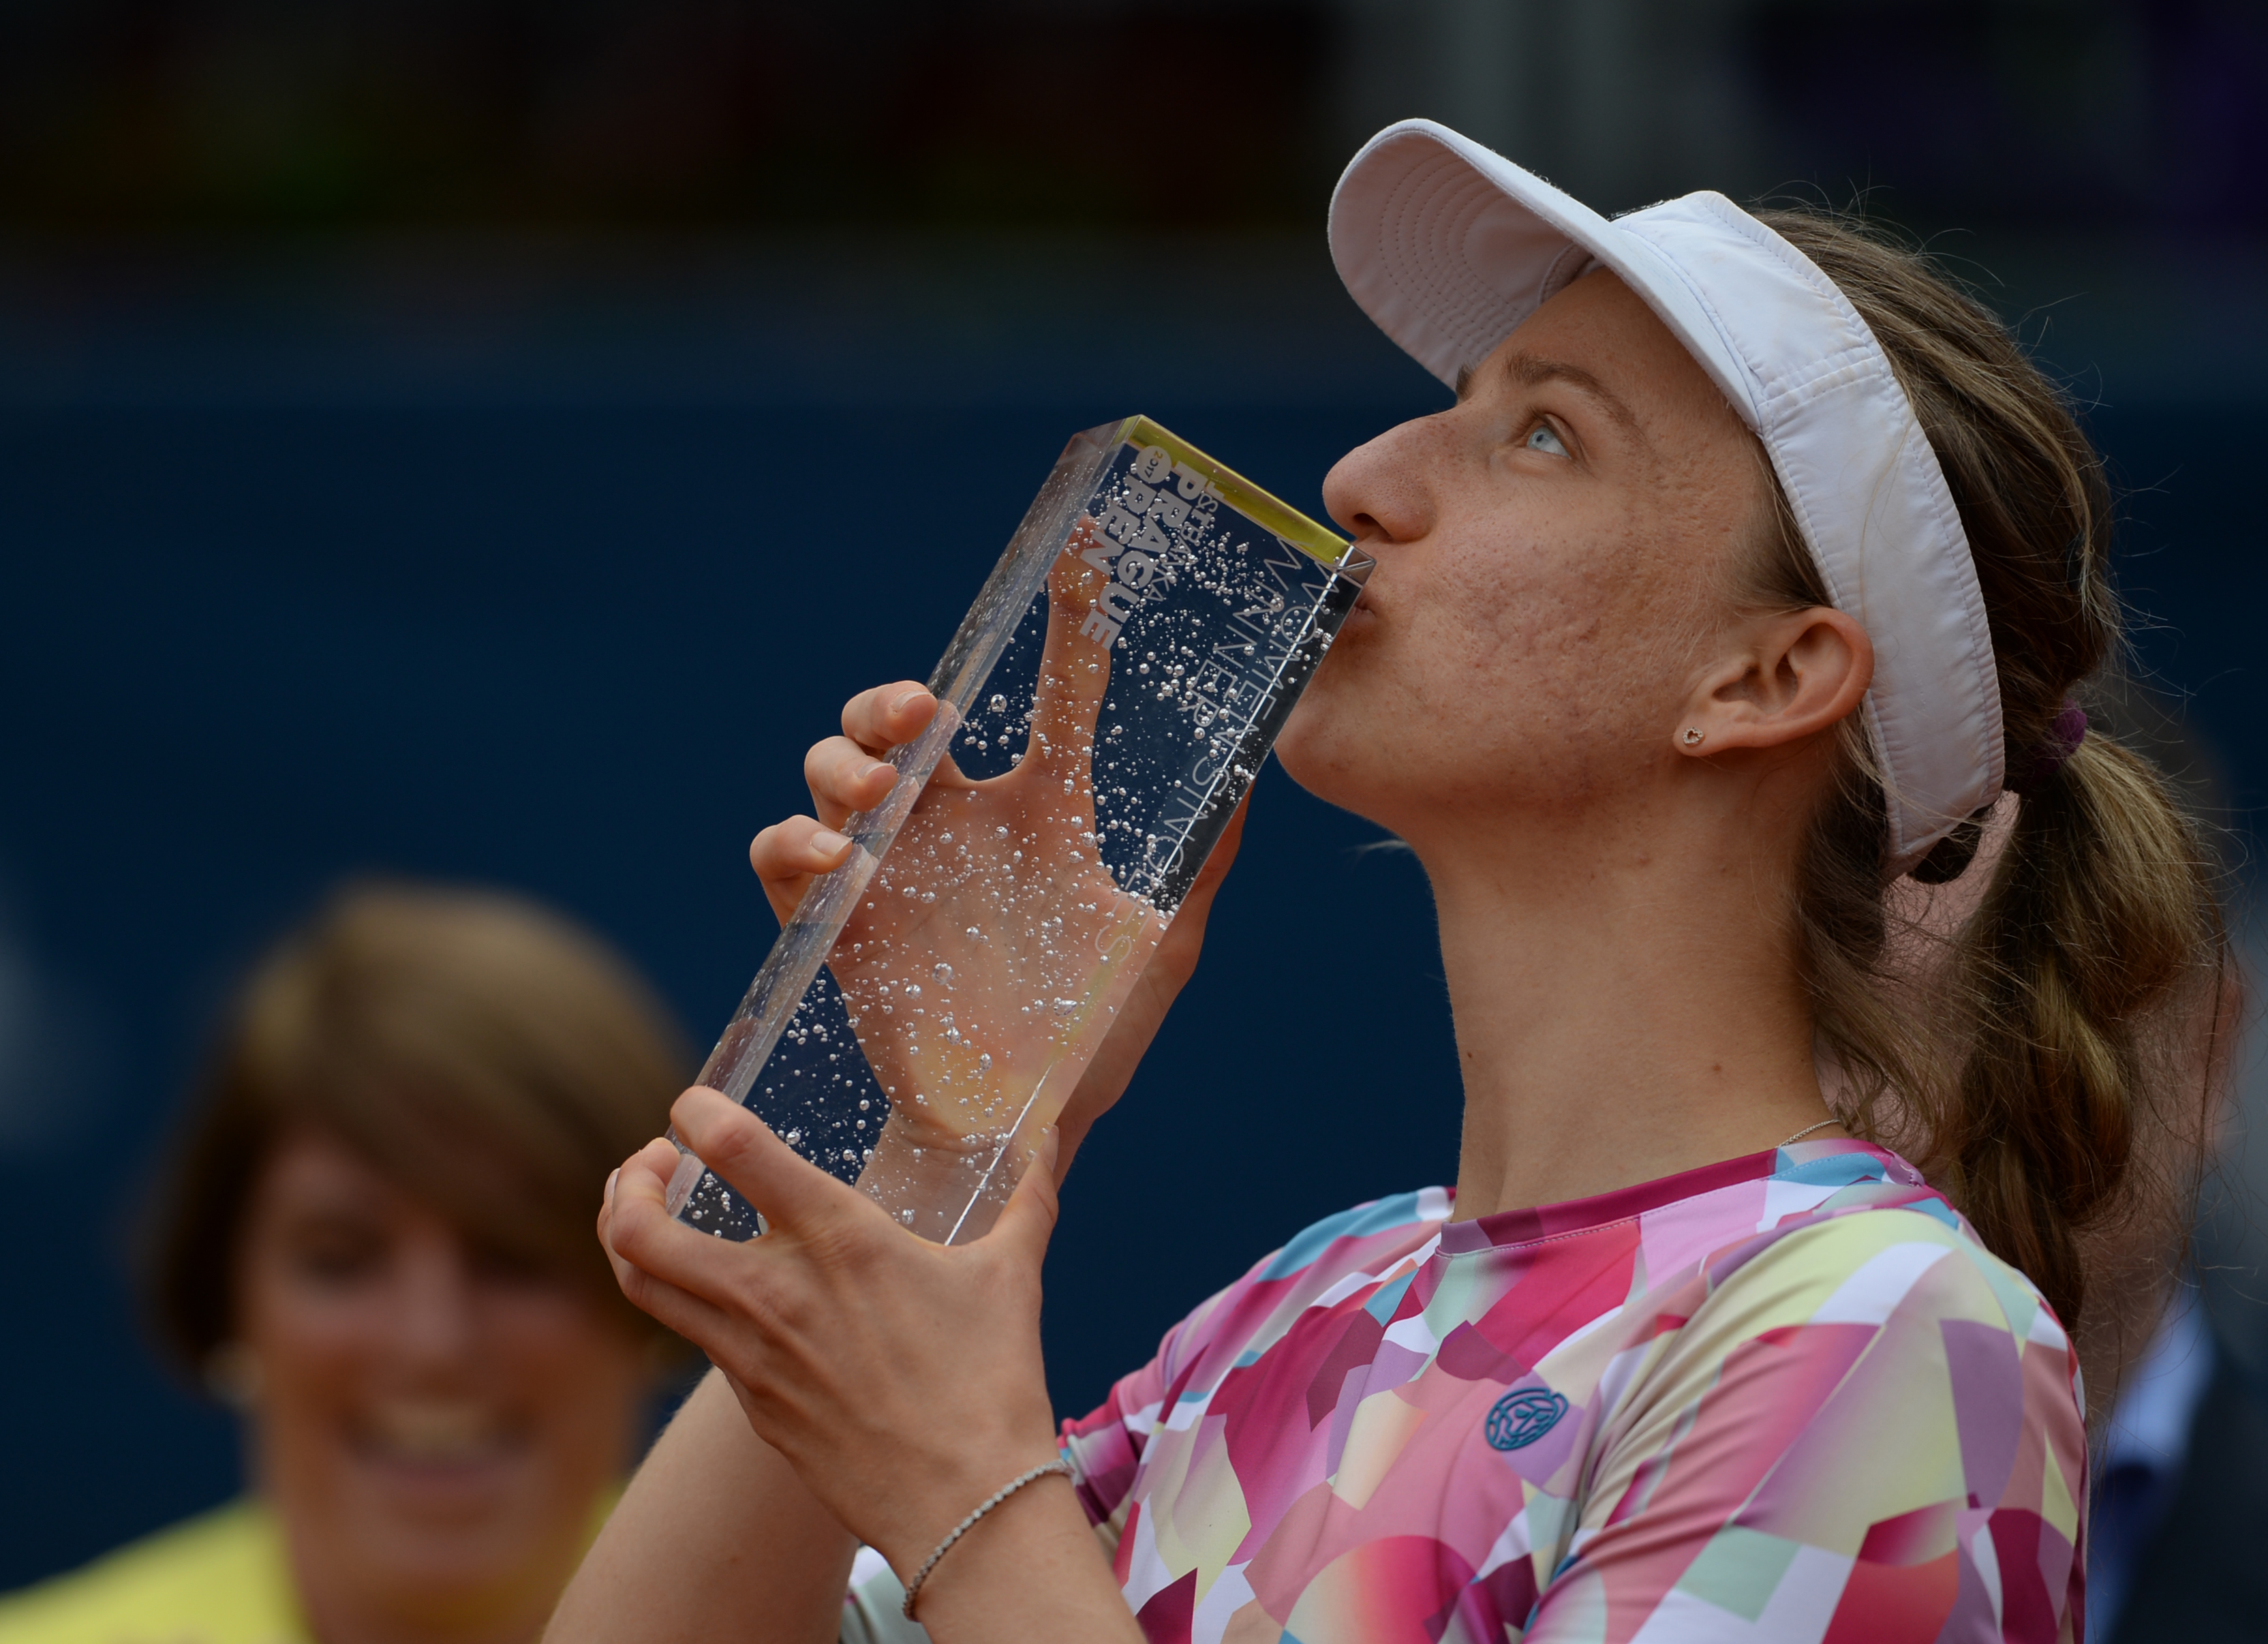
[[840, 682, 938, 757], [1170, 793, 1261, 934], [598, 1137, 670, 1233], [602, 1136, 750, 1326], [598, 1139, 669, 1240], [752, 815, 855, 876], [1144, 793, 1250, 992], [802, 737, 902, 827], [750, 816, 857, 922], [599, 1140, 748, 1347], [607, 1256, 734, 1351], [985, 1126, 1063, 1268], [669, 1085, 885, 1243], [600, 1136, 695, 1265], [1026, 523, 1117, 773]]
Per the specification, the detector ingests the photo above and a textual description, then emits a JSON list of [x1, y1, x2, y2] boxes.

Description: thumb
[[984, 1127, 1063, 1267], [1028, 527, 1116, 761]]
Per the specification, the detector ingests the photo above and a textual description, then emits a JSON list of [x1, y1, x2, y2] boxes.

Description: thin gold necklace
[[1775, 1118, 1841, 1148]]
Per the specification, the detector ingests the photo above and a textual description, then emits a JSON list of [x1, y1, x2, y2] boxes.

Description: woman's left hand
[[600, 1088, 1069, 1584]]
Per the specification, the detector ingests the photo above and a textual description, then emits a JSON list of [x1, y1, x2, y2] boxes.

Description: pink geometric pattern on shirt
[[1059, 1142, 2087, 1643]]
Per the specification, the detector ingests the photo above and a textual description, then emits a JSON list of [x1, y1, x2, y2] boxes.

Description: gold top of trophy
[[1110, 415, 1353, 575]]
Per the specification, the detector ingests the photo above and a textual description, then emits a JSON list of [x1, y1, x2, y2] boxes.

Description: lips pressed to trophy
[[665, 417, 1375, 1244]]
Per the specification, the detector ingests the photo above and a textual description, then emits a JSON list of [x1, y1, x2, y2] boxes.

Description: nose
[[390, 1226, 482, 1375], [1321, 412, 1443, 549]]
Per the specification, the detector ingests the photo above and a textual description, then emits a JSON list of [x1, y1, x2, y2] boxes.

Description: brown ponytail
[[1738, 210, 2229, 1385], [1940, 737, 2226, 1357]]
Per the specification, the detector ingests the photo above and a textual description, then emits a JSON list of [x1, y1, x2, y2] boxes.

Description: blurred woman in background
[[0, 882, 690, 1644]]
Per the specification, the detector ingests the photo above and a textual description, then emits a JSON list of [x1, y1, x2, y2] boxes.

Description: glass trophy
[[666, 416, 1373, 1245]]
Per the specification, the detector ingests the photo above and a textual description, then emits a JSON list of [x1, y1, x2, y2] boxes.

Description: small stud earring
[[1681, 727, 1706, 747]]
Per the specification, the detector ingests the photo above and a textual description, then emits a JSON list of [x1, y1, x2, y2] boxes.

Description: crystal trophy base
[[667, 416, 1373, 1245]]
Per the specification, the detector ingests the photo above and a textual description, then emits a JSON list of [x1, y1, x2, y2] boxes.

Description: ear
[[1675, 606, 1873, 756]]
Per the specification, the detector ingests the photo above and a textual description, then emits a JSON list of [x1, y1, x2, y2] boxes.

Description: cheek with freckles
[[1282, 502, 1694, 827]]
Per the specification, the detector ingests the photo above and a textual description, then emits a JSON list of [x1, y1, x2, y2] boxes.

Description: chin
[[346, 1489, 551, 1605], [1273, 688, 1394, 825], [323, 1433, 557, 1587], [1270, 695, 1334, 793]]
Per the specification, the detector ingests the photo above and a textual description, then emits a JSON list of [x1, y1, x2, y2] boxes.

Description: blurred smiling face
[[235, 1129, 646, 1632]]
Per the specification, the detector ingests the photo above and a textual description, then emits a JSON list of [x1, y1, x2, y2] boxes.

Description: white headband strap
[[1328, 121, 2005, 869]]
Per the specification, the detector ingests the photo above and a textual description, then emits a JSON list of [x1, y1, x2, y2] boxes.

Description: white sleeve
[[838, 1547, 930, 1644]]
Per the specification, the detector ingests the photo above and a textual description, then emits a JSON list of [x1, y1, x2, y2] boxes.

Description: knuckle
[[695, 1110, 765, 1177], [756, 818, 818, 866], [801, 1221, 868, 1274], [607, 1200, 656, 1262], [744, 1276, 800, 1335], [725, 1268, 797, 1339]]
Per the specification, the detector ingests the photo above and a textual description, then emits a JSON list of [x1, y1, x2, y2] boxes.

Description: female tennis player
[[549, 121, 2224, 1644]]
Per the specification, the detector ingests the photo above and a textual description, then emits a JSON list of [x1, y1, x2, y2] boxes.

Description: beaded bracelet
[[901, 1459, 1075, 1619]]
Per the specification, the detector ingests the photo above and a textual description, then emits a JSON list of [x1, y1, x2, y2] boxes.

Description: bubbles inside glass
[[667, 416, 1374, 1244]]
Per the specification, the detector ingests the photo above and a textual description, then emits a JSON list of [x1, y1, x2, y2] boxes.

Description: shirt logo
[[1486, 1388, 1569, 1451]]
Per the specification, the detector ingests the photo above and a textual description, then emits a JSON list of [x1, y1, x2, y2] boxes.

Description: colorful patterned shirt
[[844, 1141, 2087, 1643]]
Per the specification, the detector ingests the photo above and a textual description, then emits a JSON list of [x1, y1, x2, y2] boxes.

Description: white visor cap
[[1328, 119, 2004, 871]]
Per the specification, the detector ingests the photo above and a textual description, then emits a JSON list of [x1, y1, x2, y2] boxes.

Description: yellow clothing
[[0, 1489, 622, 1644], [0, 1500, 308, 1644]]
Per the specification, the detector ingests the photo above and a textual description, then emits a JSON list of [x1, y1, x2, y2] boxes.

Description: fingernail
[[812, 828, 850, 857], [866, 761, 895, 782], [604, 1168, 619, 1208], [891, 690, 923, 714]]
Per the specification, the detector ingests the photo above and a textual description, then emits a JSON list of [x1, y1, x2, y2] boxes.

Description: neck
[[1414, 809, 1839, 1222]]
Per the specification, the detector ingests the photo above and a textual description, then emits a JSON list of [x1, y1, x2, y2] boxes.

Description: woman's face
[[235, 1129, 647, 1632], [1277, 269, 1766, 851]]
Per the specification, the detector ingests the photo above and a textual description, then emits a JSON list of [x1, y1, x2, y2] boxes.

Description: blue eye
[[1525, 423, 1569, 457]]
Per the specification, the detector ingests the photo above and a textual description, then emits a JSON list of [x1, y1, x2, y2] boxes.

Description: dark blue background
[[1, 279, 2261, 1589]]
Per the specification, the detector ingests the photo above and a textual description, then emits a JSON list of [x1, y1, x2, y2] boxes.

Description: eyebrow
[[1459, 350, 1649, 447]]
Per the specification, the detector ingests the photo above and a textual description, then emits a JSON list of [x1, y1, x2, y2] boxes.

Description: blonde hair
[[1743, 210, 2230, 1383], [148, 880, 693, 1367]]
